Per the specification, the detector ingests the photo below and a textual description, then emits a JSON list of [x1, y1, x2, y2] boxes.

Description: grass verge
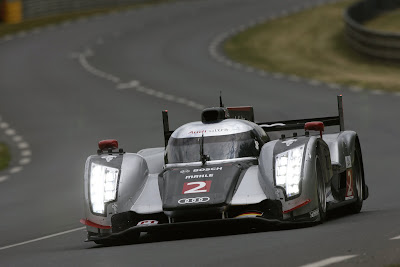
[[224, 0, 400, 92], [365, 8, 400, 33], [0, 143, 11, 171], [0, 0, 174, 38]]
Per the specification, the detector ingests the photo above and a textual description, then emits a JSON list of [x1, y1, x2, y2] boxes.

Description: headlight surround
[[90, 163, 119, 215], [275, 145, 305, 197]]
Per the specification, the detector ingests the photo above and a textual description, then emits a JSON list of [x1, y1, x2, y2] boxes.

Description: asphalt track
[[0, 0, 399, 266]]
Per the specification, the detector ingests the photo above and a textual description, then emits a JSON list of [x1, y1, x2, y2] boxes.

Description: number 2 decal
[[182, 181, 212, 194]]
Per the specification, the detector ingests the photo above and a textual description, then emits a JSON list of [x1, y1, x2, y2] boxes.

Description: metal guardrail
[[344, 0, 400, 60]]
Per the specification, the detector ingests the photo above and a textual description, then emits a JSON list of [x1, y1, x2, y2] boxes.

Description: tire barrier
[[0, 0, 149, 23], [344, 0, 400, 60]]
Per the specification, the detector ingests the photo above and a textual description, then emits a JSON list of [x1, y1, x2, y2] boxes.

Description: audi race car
[[81, 95, 368, 244]]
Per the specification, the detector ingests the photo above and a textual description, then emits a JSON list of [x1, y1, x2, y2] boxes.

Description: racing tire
[[347, 142, 364, 214], [316, 157, 327, 223]]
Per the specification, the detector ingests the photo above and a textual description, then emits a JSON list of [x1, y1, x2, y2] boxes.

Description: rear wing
[[257, 95, 344, 132]]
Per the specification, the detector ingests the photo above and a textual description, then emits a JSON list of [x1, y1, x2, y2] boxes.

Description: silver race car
[[81, 95, 368, 244]]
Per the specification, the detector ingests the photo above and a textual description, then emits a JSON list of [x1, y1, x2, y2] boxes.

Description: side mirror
[[305, 121, 324, 138]]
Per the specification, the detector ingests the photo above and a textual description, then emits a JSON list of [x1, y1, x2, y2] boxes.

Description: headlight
[[275, 145, 305, 197], [90, 163, 119, 214]]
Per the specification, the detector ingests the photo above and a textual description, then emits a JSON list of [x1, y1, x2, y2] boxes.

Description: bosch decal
[[183, 181, 212, 194], [178, 197, 210, 204], [193, 167, 222, 172], [180, 169, 190, 174]]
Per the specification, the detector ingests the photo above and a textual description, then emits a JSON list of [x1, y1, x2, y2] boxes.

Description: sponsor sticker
[[345, 168, 354, 200], [111, 203, 118, 213], [178, 197, 210, 204], [101, 155, 117, 162], [345, 155, 352, 168], [185, 174, 214, 179], [235, 212, 263, 218], [193, 167, 222, 172], [188, 129, 229, 134], [180, 167, 222, 175], [137, 220, 158, 226], [310, 209, 320, 218], [183, 181, 212, 194], [282, 139, 297, 146]]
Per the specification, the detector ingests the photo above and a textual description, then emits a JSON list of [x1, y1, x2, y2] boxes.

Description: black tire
[[347, 142, 364, 213], [316, 157, 327, 223]]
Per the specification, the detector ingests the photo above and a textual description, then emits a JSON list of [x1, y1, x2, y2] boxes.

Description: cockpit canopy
[[166, 119, 268, 164]]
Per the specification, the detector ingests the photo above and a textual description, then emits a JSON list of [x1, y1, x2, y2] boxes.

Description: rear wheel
[[347, 143, 364, 213], [316, 157, 327, 223]]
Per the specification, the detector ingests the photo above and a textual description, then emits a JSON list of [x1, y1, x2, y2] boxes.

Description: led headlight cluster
[[90, 163, 119, 214], [275, 145, 305, 197]]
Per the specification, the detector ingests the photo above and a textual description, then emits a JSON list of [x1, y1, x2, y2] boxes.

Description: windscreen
[[167, 131, 259, 163]]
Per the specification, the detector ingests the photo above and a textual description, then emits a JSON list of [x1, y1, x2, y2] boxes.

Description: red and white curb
[[0, 116, 32, 183], [208, 0, 400, 98]]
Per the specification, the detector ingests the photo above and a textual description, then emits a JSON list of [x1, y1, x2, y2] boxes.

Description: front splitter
[[87, 216, 313, 243]]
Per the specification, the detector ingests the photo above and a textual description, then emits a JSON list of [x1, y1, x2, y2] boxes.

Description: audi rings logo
[[178, 197, 210, 204], [180, 169, 190, 174]]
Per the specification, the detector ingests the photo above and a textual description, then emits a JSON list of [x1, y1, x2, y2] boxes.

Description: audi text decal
[[178, 197, 210, 204]]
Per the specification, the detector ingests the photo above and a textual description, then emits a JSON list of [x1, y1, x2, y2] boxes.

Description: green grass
[[0, 0, 174, 38], [365, 8, 400, 33], [224, 0, 400, 92], [0, 143, 11, 171]]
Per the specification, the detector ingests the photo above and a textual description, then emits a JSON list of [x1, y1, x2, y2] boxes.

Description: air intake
[[201, 107, 228, 123]]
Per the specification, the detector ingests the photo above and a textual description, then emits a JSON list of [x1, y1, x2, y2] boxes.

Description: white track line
[[0, 122, 9, 129], [13, 135, 23, 142], [21, 150, 32, 157], [0, 118, 32, 183], [390, 235, 400, 240], [0, 227, 86, 251], [78, 50, 120, 83], [299, 255, 358, 267], [77, 49, 205, 110], [0, 176, 8, 183], [9, 166, 23, 174]]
